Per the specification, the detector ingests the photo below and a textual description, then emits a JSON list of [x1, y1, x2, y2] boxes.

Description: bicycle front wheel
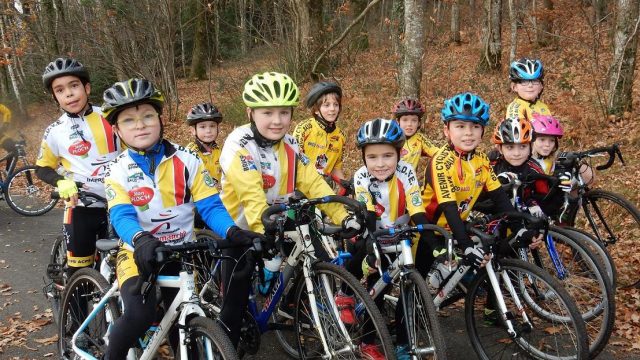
[[465, 259, 588, 360], [293, 261, 395, 359], [574, 189, 640, 288], [399, 270, 447, 359], [47, 235, 67, 324], [58, 268, 119, 359], [180, 316, 239, 360], [6, 165, 58, 216]]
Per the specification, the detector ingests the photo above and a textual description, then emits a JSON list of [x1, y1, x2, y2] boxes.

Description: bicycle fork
[[485, 262, 533, 339]]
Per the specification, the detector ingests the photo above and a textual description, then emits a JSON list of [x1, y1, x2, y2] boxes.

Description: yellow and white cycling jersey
[[220, 124, 348, 234], [400, 133, 439, 171], [293, 117, 345, 175], [36, 106, 121, 197]]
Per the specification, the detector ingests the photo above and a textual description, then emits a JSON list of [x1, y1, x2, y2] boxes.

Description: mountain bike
[[555, 144, 640, 288], [367, 223, 450, 359], [195, 194, 397, 359], [0, 134, 58, 215], [58, 237, 248, 359], [428, 219, 589, 360]]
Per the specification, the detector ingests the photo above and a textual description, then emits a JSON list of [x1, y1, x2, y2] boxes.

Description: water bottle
[[258, 256, 282, 296], [428, 262, 451, 289]]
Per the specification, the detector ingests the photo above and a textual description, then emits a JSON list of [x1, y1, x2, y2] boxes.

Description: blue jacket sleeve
[[109, 204, 144, 247], [195, 193, 235, 239]]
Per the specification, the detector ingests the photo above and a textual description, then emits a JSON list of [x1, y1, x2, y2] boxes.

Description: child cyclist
[[351, 118, 436, 360], [490, 116, 561, 218], [506, 58, 551, 120], [392, 98, 439, 171], [185, 102, 223, 185], [35, 58, 121, 277], [530, 113, 564, 175], [219, 71, 361, 346], [293, 81, 346, 180], [421, 93, 541, 282], [100, 78, 263, 359]]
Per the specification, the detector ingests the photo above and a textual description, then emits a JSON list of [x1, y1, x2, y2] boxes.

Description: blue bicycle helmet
[[356, 118, 406, 149], [440, 92, 490, 126], [509, 58, 544, 81]]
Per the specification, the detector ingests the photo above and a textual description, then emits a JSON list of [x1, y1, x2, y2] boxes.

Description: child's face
[[248, 106, 292, 141], [444, 120, 483, 152], [364, 144, 398, 181], [532, 135, 557, 157], [113, 104, 162, 150], [499, 143, 530, 166], [316, 93, 340, 123], [51, 75, 90, 114], [511, 80, 543, 102], [190, 121, 219, 143], [398, 115, 420, 137]]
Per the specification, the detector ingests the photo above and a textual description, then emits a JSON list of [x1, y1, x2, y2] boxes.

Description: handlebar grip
[[498, 211, 548, 229], [261, 203, 287, 233], [465, 223, 495, 250]]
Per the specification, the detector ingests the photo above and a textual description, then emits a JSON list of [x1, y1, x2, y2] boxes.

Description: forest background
[[0, 0, 639, 354]]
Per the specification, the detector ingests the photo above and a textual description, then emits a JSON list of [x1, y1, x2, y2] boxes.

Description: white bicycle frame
[[71, 269, 215, 360]]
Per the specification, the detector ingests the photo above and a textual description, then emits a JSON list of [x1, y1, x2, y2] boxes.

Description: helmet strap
[[313, 113, 337, 132]]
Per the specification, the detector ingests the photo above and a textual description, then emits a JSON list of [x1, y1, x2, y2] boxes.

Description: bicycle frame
[[72, 270, 214, 360], [0, 142, 28, 189]]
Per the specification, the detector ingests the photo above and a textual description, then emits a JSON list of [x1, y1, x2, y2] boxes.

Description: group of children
[[33, 55, 571, 359]]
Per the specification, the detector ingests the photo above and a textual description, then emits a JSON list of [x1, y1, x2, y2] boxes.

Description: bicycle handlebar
[[556, 144, 624, 171], [261, 194, 365, 233], [371, 223, 453, 241]]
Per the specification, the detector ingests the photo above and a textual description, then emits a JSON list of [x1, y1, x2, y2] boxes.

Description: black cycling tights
[[104, 270, 178, 360], [63, 206, 108, 277]]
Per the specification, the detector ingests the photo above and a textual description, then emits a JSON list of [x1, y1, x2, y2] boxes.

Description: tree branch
[[311, 0, 382, 78]]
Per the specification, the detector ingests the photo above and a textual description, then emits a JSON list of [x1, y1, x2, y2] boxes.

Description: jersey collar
[[313, 115, 337, 133]]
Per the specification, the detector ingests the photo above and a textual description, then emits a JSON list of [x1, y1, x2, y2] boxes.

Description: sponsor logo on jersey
[[239, 154, 257, 171], [411, 194, 421, 206], [105, 184, 116, 201], [68, 140, 91, 158], [262, 174, 276, 189], [127, 172, 144, 183], [129, 187, 154, 211]]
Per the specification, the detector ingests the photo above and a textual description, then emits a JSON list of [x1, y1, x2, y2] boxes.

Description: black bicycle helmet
[[102, 78, 165, 125], [42, 57, 90, 91], [186, 102, 223, 126], [304, 81, 342, 108], [356, 118, 406, 149]]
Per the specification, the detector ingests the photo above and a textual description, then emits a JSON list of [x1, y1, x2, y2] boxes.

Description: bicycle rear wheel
[[398, 270, 447, 359], [529, 229, 615, 358], [465, 259, 588, 360], [58, 268, 119, 359], [572, 189, 640, 288], [6, 165, 58, 216], [293, 261, 395, 359], [179, 316, 239, 360]]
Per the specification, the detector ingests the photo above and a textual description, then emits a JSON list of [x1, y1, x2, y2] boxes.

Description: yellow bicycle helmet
[[243, 72, 300, 108]]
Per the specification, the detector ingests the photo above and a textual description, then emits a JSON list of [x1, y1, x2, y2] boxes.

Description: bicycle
[[0, 134, 58, 215], [58, 236, 248, 359], [555, 144, 640, 288], [367, 223, 450, 359], [195, 194, 397, 359], [43, 189, 111, 325], [427, 218, 589, 360]]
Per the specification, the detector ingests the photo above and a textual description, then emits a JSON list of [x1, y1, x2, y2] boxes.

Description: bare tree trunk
[[0, 16, 22, 111], [608, 0, 640, 116], [190, 0, 208, 80], [508, 0, 517, 63], [239, 0, 249, 55], [479, 0, 502, 71], [592, 0, 606, 23], [537, 0, 553, 46], [42, 0, 60, 55], [451, 0, 461, 44], [530, 0, 538, 43], [398, 0, 426, 98], [351, 0, 370, 50], [289, 0, 312, 76], [213, 0, 220, 62]]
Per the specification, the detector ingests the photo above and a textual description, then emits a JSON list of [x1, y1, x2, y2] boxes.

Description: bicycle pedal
[[46, 263, 64, 282]]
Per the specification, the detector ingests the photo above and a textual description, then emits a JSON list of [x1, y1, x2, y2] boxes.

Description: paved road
[[0, 201, 634, 359]]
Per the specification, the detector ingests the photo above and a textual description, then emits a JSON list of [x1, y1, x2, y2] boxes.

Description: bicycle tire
[[5, 165, 58, 216], [48, 235, 67, 324], [58, 268, 120, 359], [529, 228, 615, 358], [293, 261, 396, 359], [177, 316, 239, 360], [273, 270, 304, 358], [465, 258, 589, 360], [400, 270, 447, 359], [555, 225, 617, 288], [193, 229, 224, 317], [573, 189, 640, 288]]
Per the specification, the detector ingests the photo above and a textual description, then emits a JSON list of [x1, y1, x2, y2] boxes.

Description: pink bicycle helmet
[[531, 114, 563, 138]]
